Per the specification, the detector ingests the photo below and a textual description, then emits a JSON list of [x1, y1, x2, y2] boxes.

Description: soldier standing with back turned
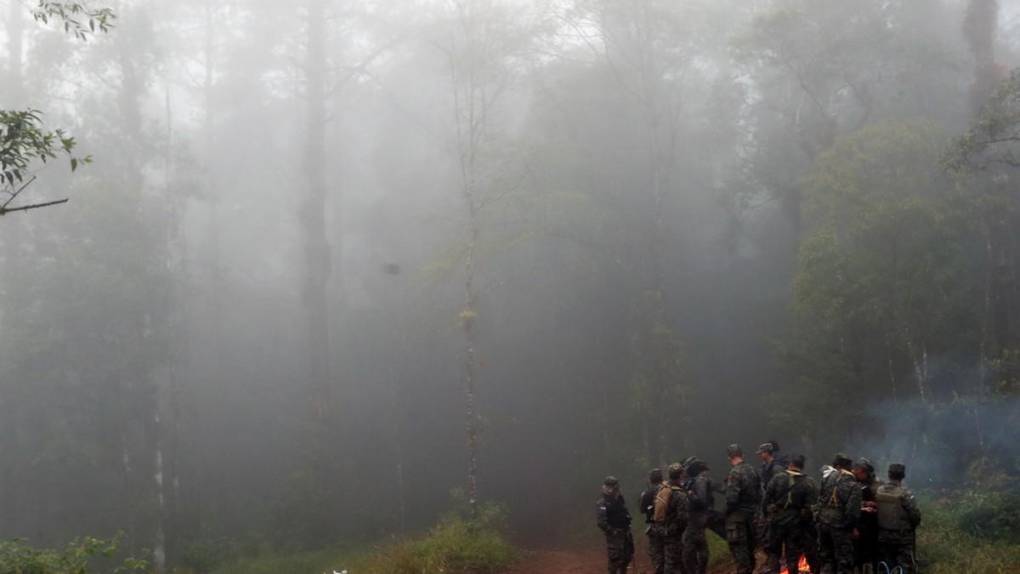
[[762, 454, 819, 574], [655, 463, 690, 574], [683, 458, 715, 574], [725, 444, 761, 574], [875, 464, 921, 574], [852, 458, 880, 574], [816, 454, 861, 574], [597, 476, 635, 574], [642, 468, 667, 574]]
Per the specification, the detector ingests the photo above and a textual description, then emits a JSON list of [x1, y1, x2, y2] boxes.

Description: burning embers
[[779, 556, 811, 574]]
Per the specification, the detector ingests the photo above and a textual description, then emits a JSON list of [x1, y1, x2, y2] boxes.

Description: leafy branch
[[0, 110, 89, 215], [31, 1, 116, 42]]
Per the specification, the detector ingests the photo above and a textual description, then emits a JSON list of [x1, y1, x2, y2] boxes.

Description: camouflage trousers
[[818, 524, 855, 574], [647, 529, 666, 574], [604, 528, 634, 574], [726, 512, 757, 574], [878, 537, 915, 574], [664, 530, 686, 574], [763, 521, 819, 574], [683, 514, 709, 574]]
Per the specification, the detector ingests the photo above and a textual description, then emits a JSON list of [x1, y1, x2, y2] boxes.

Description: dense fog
[[1, 0, 1019, 570]]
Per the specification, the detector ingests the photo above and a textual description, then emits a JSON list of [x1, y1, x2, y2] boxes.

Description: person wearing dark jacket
[[684, 458, 715, 574], [725, 444, 762, 574], [762, 454, 819, 574], [641, 468, 666, 574], [852, 458, 880, 574], [598, 476, 634, 574], [817, 454, 862, 574]]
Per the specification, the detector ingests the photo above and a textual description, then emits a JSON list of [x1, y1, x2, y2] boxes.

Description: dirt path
[[504, 547, 737, 574], [503, 548, 678, 574]]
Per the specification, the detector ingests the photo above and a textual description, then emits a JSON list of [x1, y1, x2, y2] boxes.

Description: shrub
[[918, 493, 1020, 574], [0, 536, 147, 574]]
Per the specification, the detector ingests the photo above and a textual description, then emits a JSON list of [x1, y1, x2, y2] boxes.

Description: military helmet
[[603, 476, 620, 487], [756, 442, 775, 455], [726, 443, 743, 457]]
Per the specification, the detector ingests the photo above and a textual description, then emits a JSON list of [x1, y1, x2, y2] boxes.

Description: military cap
[[726, 443, 743, 457], [603, 476, 619, 487], [756, 442, 775, 454], [832, 453, 853, 468]]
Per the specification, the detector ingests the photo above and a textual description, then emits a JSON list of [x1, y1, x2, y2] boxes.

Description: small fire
[[779, 556, 811, 574]]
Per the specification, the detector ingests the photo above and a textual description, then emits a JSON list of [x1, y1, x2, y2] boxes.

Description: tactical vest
[[818, 470, 851, 525], [875, 483, 911, 531]]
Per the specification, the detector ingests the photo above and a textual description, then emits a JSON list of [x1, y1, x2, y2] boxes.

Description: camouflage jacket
[[597, 492, 632, 533], [760, 457, 788, 495], [764, 469, 818, 526], [686, 473, 715, 514], [653, 483, 689, 536], [725, 461, 762, 515], [816, 467, 861, 529], [875, 480, 920, 535], [639, 485, 661, 524]]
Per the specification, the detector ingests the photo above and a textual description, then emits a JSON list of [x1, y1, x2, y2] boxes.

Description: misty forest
[[1, 0, 1019, 573]]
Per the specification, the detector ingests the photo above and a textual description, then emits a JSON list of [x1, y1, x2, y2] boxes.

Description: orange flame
[[779, 556, 811, 574]]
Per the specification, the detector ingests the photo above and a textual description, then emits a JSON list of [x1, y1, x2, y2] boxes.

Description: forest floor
[[504, 547, 734, 574]]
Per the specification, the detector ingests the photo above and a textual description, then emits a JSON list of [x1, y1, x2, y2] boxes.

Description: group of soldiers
[[596, 442, 922, 574]]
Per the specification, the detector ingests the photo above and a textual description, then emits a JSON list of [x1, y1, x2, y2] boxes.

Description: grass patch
[[208, 502, 516, 574], [917, 491, 1020, 574], [707, 531, 733, 569]]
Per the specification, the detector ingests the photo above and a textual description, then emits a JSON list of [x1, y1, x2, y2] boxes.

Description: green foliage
[[0, 3, 113, 211], [210, 500, 515, 574], [947, 68, 1020, 172], [31, 2, 116, 42], [0, 535, 147, 574], [778, 122, 981, 436], [954, 491, 1020, 542], [918, 492, 1020, 574], [0, 110, 86, 187]]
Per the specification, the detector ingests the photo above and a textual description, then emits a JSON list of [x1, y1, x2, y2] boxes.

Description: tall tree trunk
[[450, 1, 484, 510], [303, 0, 332, 416]]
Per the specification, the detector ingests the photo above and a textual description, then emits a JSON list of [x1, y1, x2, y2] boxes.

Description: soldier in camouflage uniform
[[816, 454, 862, 574], [758, 442, 788, 560], [597, 476, 634, 574], [876, 464, 921, 574], [762, 454, 819, 574], [852, 458, 880, 574], [759, 442, 789, 496], [724, 444, 761, 574], [654, 463, 689, 574], [683, 458, 714, 574], [641, 468, 666, 574]]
